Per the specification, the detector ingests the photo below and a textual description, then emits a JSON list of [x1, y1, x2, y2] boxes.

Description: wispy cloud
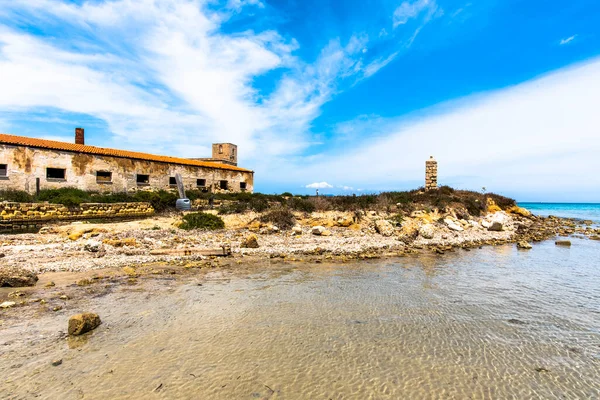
[[393, 0, 440, 28], [560, 35, 577, 45], [0, 0, 389, 163], [306, 182, 333, 189], [278, 57, 600, 200]]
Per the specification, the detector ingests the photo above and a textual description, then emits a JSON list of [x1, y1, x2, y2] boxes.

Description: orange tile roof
[[0, 133, 252, 173]]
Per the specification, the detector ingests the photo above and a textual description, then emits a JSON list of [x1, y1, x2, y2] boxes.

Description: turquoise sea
[[518, 202, 600, 223]]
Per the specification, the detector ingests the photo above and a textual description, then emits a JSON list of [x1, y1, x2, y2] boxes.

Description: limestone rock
[[418, 224, 435, 239], [83, 240, 103, 253], [374, 220, 394, 237], [0, 301, 16, 309], [311, 226, 326, 236], [292, 225, 303, 236], [488, 222, 503, 232], [68, 231, 84, 241], [241, 234, 259, 248], [0, 266, 38, 287], [68, 312, 102, 336], [555, 240, 572, 247], [320, 229, 332, 236], [444, 218, 464, 232], [508, 206, 532, 217], [336, 216, 354, 228], [517, 241, 532, 249], [103, 238, 137, 247]]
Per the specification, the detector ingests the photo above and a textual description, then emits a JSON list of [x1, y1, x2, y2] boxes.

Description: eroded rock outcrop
[[374, 220, 394, 237], [0, 266, 38, 287]]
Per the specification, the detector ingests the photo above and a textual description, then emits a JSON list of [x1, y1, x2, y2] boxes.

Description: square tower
[[212, 143, 237, 166]]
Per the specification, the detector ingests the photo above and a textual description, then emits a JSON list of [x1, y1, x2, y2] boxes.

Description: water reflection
[[1, 239, 599, 399]]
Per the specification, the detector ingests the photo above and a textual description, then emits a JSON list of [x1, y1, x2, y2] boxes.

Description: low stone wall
[[0, 202, 154, 232]]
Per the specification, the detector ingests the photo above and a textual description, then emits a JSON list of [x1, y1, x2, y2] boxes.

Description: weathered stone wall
[[425, 156, 438, 191], [0, 144, 253, 194], [0, 202, 154, 232]]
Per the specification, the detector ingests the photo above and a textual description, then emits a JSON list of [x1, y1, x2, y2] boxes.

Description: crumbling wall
[[0, 202, 154, 232], [0, 144, 254, 194]]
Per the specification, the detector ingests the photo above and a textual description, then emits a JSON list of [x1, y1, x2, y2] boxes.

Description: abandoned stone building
[[0, 128, 253, 194]]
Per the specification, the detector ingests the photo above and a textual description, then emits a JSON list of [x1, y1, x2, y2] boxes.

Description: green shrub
[[464, 197, 484, 216], [289, 197, 315, 213], [218, 202, 248, 214], [259, 208, 295, 230], [179, 212, 225, 230], [486, 193, 516, 209], [389, 213, 404, 226], [38, 188, 90, 203], [132, 190, 178, 212], [0, 189, 33, 202], [281, 192, 293, 197], [249, 196, 269, 212]]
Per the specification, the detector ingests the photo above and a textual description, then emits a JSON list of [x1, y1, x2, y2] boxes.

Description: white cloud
[[279, 57, 600, 200], [560, 35, 577, 45], [393, 0, 439, 28], [306, 182, 333, 189], [0, 0, 382, 164]]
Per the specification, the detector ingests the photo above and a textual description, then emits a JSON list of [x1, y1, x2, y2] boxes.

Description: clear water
[[519, 202, 600, 223], [1, 239, 599, 399]]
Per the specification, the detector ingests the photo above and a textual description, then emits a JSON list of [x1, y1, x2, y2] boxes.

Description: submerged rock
[[68, 312, 102, 336], [517, 241, 532, 250], [374, 220, 394, 237], [0, 266, 39, 287], [555, 240, 572, 247]]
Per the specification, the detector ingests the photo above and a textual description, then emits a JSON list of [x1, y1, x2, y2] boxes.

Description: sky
[[0, 0, 599, 201]]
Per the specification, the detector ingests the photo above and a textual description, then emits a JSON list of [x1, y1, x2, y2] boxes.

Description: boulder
[[517, 241, 532, 249], [508, 206, 532, 217], [488, 222, 503, 232], [241, 234, 259, 248], [555, 240, 572, 247], [418, 224, 435, 239], [83, 240, 103, 253], [444, 218, 464, 232], [0, 301, 16, 309], [320, 229, 332, 236], [336, 216, 354, 228], [68, 312, 102, 336], [374, 220, 394, 237], [311, 226, 327, 236], [291, 225, 303, 236], [0, 266, 38, 287]]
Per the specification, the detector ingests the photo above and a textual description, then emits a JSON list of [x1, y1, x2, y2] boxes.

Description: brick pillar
[[425, 156, 438, 191], [75, 127, 85, 145]]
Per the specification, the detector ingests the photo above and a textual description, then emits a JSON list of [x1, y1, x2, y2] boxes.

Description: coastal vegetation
[[0, 186, 516, 217], [179, 212, 225, 230]]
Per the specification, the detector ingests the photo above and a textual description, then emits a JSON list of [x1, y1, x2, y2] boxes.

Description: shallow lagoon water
[[1, 239, 599, 399]]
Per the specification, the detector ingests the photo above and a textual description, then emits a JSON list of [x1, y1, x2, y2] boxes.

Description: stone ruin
[[425, 156, 438, 191]]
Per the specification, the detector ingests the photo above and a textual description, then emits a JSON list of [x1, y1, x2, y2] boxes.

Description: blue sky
[[0, 0, 599, 201]]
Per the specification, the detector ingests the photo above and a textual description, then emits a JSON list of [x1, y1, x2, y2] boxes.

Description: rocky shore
[[0, 204, 597, 279]]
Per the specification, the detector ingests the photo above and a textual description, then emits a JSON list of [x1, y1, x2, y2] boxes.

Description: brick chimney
[[75, 127, 85, 145]]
